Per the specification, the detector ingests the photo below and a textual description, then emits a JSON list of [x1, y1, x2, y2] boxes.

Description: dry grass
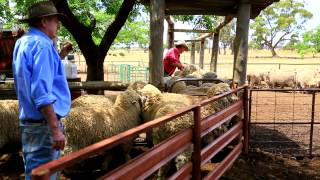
[[73, 49, 320, 81]]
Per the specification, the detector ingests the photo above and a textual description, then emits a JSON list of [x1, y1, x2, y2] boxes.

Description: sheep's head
[[115, 90, 142, 111], [138, 84, 162, 111]]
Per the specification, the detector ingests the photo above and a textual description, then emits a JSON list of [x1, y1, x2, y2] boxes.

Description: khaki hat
[[19, 1, 65, 22], [175, 40, 189, 51]]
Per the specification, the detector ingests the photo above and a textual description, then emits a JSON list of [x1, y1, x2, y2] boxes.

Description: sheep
[[296, 71, 320, 89], [202, 72, 218, 80], [174, 64, 199, 78], [266, 70, 296, 89], [62, 89, 142, 172], [166, 76, 187, 93], [138, 85, 197, 178], [71, 94, 115, 108], [139, 84, 238, 178], [0, 100, 20, 153]]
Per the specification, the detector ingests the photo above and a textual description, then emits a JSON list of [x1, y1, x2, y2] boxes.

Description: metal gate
[[249, 89, 320, 156]]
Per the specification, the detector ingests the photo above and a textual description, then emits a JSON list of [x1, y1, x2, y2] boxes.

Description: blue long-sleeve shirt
[[13, 27, 71, 121]]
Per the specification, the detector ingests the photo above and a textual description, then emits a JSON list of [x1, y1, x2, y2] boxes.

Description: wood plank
[[200, 101, 242, 137], [201, 121, 242, 164], [100, 129, 193, 180], [174, 29, 214, 33], [204, 142, 243, 180], [68, 81, 129, 90]]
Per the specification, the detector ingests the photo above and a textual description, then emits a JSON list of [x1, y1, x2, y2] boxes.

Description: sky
[[303, 0, 320, 31], [168, 0, 320, 41]]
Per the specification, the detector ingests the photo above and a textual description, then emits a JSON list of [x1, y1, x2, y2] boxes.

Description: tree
[[220, 19, 236, 55], [5, 0, 143, 84], [296, 26, 320, 57], [250, 0, 312, 57]]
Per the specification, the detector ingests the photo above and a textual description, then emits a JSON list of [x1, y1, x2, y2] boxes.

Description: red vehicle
[[0, 29, 24, 81]]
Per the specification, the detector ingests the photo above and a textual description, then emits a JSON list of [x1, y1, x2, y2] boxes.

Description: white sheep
[[71, 94, 115, 108], [0, 100, 20, 153], [62, 89, 142, 172], [266, 70, 296, 88]]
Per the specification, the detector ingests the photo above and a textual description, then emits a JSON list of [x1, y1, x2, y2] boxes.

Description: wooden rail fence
[[32, 85, 249, 180]]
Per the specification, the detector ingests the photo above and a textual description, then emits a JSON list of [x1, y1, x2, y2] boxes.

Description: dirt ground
[[1, 150, 320, 180]]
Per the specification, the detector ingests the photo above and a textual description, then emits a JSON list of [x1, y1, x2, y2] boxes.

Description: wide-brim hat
[[175, 40, 189, 51], [19, 1, 65, 22]]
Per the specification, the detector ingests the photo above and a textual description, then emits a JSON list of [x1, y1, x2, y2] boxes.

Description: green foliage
[[250, 0, 313, 56], [115, 19, 149, 48], [173, 15, 219, 30], [296, 26, 320, 57], [2, 0, 148, 51]]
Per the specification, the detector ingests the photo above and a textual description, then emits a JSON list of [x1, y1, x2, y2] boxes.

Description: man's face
[[41, 16, 60, 39]]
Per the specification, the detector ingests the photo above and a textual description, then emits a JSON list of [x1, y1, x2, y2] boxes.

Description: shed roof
[[142, 0, 279, 18]]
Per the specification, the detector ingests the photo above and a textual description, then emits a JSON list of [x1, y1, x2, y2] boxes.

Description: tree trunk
[[271, 47, 278, 57]]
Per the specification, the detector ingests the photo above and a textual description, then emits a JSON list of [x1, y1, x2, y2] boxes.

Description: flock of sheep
[[0, 64, 240, 178], [247, 68, 320, 89]]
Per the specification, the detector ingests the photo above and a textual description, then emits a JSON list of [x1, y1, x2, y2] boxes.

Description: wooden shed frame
[[147, 0, 279, 89]]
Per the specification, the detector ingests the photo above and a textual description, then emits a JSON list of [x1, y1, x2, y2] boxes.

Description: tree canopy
[[1, 0, 149, 83], [296, 26, 320, 57], [250, 0, 313, 57]]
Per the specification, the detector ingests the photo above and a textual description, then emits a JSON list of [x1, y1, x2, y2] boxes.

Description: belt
[[21, 119, 47, 124]]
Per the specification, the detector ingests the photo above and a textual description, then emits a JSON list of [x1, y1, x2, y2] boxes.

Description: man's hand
[[51, 127, 65, 150], [59, 42, 73, 59], [40, 104, 65, 150]]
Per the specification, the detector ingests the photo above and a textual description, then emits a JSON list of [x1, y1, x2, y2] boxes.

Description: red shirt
[[163, 47, 180, 76]]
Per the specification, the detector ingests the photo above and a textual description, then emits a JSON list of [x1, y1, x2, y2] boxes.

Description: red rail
[[32, 85, 249, 180]]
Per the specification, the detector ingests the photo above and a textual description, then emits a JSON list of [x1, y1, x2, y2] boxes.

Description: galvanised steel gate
[[249, 89, 320, 156]]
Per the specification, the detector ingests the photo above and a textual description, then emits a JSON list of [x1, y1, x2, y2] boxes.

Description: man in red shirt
[[163, 40, 189, 77]]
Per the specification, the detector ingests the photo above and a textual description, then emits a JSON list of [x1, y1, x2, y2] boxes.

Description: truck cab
[[0, 29, 24, 82]]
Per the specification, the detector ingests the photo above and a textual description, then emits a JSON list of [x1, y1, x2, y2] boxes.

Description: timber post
[[210, 31, 220, 72], [199, 39, 205, 69], [232, 0, 251, 86], [190, 42, 195, 64], [149, 0, 165, 90], [165, 15, 174, 48]]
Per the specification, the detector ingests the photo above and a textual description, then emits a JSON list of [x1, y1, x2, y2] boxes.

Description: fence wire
[[249, 89, 320, 156]]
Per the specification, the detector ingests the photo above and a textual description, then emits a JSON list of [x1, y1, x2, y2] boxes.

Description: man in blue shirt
[[13, 1, 72, 179]]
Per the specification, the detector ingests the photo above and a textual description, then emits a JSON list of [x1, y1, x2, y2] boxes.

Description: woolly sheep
[[0, 100, 20, 153], [202, 72, 218, 79], [266, 70, 296, 88], [62, 89, 142, 172], [71, 94, 115, 108]]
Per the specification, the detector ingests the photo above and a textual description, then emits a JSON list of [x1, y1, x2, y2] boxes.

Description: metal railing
[[31, 85, 249, 180]]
